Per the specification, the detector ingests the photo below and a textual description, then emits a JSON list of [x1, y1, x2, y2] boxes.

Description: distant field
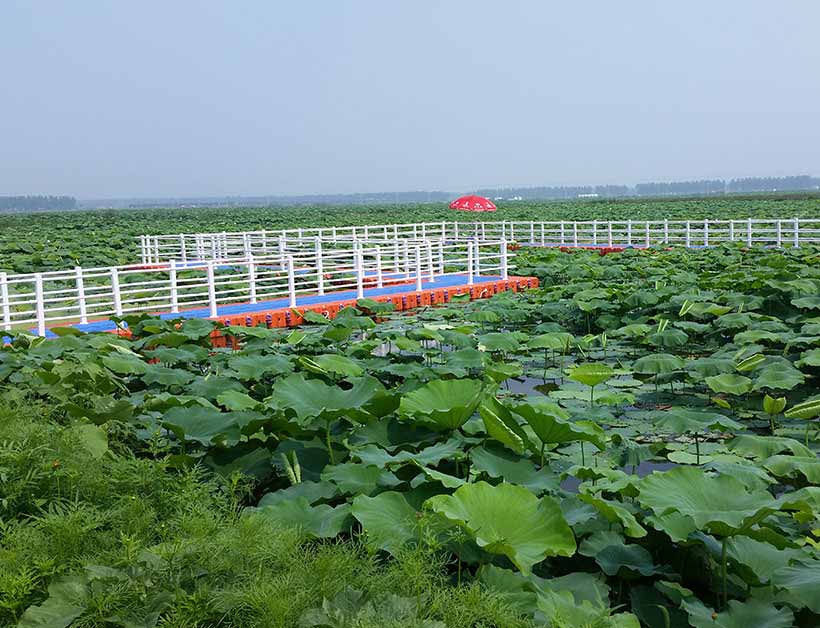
[[2, 195, 820, 273]]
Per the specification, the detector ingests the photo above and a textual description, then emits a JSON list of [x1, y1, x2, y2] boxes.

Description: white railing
[[2, 239, 512, 337], [137, 218, 820, 264]]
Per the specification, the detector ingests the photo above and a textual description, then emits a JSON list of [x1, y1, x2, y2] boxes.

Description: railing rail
[[2, 239, 512, 336], [136, 218, 820, 264]]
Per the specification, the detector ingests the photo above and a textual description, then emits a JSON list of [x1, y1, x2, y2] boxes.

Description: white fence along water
[[2, 239, 511, 336], [137, 218, 820, 264]]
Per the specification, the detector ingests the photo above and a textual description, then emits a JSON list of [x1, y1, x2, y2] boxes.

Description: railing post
[[206, 262, 218, 318], [438, 238, 445, 274], [793, 217, 800, 247], [500, 239, 509, 280], [375, 247, 384, 288], [559, 221, 565, 245], [0, 272, 10, 331], [592, 220, 598, 245], [747, 218, 753, 247], [403, 241, 411, 278], [474, 240, 481, 278], [34, 273, 46, 337], [179, 234, 187, 263], [287, 255, 297, 308], [608, 222, 613, 247], [110, 268, 123, 317], [425, 241, 434, 281], [572, 222, 578, 247], [663, 219, 669, 244], [454, 222, 460, 240], [441, 221, 447, 241], [315, 237, 324, 296], [363, 225, 369, 239], [415, 246, 423, 292], [530, 220, 535, 244], [353, 245, 364, 300], [243, 233, 251, 258], [645, 222, 650, 247], [501, 221, 507, 240], [278, 234, 286, 256], [247, 254, 257, 304], [703, 219, 709, 247], [776, 220, 782, 247], [685, 221, 691, 248], [169, 259, 179, 313], [626, 220, 632, 246], [467, 241, 475, 285], [540, 222, 545, 245], [393, 224, 399, 240], [261, 230, 268, 254], [510, 221, 516, 241], [75, 266, 88, 324], [729, 221, 735, 242], [421, 223, 427, 239]]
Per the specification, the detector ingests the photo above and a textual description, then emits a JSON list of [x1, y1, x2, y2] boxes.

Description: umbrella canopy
[[449, 195, 497, 212]]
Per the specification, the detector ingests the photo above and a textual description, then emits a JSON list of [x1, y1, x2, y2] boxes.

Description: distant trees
[[478, 176, 820, 201], [0, 196, 77, 211]]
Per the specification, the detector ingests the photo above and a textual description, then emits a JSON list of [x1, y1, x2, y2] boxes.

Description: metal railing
[[2, 239, 512, 336], [137, 218, 820, 264]]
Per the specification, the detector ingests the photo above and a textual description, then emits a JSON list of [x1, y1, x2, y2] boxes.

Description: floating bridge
[[2, 217, 818, 339]]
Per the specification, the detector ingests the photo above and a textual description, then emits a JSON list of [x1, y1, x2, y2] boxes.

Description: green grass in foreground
[[0, 395, 529, 628]]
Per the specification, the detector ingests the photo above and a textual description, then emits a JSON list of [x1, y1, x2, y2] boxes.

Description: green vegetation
[[2, 241, 820, 626], [2, 195, 820, 272]]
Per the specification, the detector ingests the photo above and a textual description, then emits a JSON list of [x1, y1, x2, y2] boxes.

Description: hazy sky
[[2, 2, 819, 198]]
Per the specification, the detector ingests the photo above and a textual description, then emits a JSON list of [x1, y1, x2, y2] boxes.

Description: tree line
[[478, 176, 820, 200], [0, 196, 77, 211]]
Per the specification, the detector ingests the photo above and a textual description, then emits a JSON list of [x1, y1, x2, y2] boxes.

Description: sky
[[1, 1, 819, 199]]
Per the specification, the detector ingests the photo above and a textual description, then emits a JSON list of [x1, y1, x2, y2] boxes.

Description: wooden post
[[75, 266, 88, 324]]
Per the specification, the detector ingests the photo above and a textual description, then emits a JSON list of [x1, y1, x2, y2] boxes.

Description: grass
[[0, 393, 532, 628]]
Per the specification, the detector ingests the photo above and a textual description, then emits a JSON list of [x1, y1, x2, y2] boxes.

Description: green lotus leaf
[[762, 455, 820, 483], [704, 373, 753, 395], [470, 445, 561, 494], [792, 295, 820, 310], [796, 348, 820, 367], [727, 434, 813, 459], [299, 354, 363, 378], [425, 481, 575, 574], [477, 332, 520, 353], [653, 408, 742, 434], [272, 373, 386, 425], [217, 389, 260, 411], [632, 353, 686, 375], [528, 332, 573, 351], [257, 481, 338, 507], [478, 397, 532, 454], [733, 329, 781, 344], [647, 328, 689, 348], [680, 597, 793, 628], [161, 406, 259, 446], [638, 466, 777, 536], [101, 352, 148, 375], [141, 365, 196, 387], [398, 379, 484, 431], [511, 401, 605, 450], [784, 397, 820, 420], [568, 362, 614, 387], [351, 491, 419, 556], [771, 560, 820, 613], [577, 493, 647, 538], [256, 497, 351, 539], [687, 357, 736, 378], [320, 463, 401, 496], [726, 536, 807, 584], [752, 364, 805, 391], [16, 575, 88, 628]]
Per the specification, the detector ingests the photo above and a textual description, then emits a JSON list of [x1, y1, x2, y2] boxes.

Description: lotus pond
[[2, 243, 820, 627]]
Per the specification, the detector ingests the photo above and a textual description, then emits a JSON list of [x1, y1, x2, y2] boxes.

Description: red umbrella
[[449, 195, 497, 212]]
